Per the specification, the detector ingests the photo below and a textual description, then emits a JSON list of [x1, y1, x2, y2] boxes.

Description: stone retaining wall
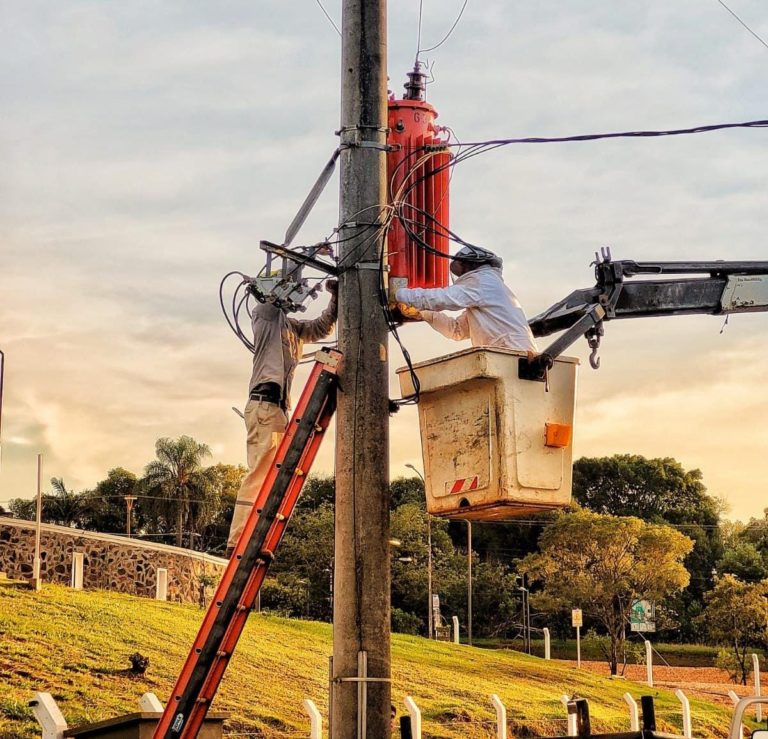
[[0, 517, 226, 604]]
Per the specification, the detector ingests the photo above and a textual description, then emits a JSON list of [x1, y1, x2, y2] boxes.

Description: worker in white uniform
[[226, 280, 338, 556], [395, 245, 538, 352]]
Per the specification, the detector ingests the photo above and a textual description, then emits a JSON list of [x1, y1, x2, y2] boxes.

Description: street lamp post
[[466, 519, 472, 646], [406, 464, 433, 639]]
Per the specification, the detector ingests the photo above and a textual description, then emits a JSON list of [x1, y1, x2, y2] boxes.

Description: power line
[[715, 0, 768, 52], [312, 0, 341, 37], [438, 117, 768, 149], [419, 0, 469, 55]]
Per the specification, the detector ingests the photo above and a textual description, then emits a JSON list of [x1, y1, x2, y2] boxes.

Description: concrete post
[[452, 615, 460, 644], [491, 694, 507, 739], [576, 626, 581, 668], [139, 692, 163, 712], [331, 0, 391, 736], [645, 639, 653, 687], [543, 627, 551, 660], [727, 691, 745, 738], [155, 568, 168, 601], [33, 453, 43, 590], [623, 693, 639, 731], [404, 696, 422, 739], [560, 695, 577, 737], [70, 552, 84, 590], [752, 653, 762, 722], [675, 689, 692, 738], [29, 692, 67, 739], [303, 699, 322, 739]]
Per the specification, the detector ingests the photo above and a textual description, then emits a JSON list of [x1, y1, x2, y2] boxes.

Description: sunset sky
[[2, 1, 767, 521]]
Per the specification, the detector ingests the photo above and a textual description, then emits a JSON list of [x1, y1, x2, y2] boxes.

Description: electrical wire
[[390, 117, 768, 265], [312, 0, 341, 37], [436, 117, 768, 148], [715, 0, 768, 52], [418, 0, 469, 55]]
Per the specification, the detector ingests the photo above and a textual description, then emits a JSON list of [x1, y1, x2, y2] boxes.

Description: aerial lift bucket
[[397, 348, 578, 520]]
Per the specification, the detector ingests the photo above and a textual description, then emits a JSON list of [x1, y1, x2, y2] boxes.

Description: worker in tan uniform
[[226, 280, 338, 556]]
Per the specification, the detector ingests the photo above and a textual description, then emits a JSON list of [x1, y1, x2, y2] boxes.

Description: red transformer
[[387, 65, 452, 310]]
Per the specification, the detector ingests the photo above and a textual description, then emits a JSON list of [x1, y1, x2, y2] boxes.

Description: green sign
[[630, 600, 655, 632]]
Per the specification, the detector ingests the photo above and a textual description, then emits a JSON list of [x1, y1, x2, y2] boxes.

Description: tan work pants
[[227, 399, 288, 549]]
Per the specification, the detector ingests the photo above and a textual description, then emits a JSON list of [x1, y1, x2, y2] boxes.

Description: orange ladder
[[153, 349, 341, 738]]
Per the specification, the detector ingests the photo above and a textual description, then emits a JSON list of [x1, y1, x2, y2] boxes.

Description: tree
[[718, 542, 768, 583], [141, 436, 215, 548], [520, 511, 693, 675], [573, 454, 724, 639], [79, 468, 140, 534], [198, 463, 246, 554], [698, 574, 768, 684], [45, 478, 84, 527]]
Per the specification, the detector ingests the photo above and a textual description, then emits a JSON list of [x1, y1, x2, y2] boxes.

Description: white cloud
[[1, 0, 767, 522]]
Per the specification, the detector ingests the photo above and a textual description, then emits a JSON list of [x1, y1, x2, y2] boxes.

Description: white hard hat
[[452, 245, 503, 269]]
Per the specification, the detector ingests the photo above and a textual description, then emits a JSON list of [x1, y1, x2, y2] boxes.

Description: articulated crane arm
[[522, 250, 768, 380]]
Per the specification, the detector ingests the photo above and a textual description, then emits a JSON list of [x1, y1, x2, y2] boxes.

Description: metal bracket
[[340, 140, 393, 152], [354, 261, 382, 271], [335, 125, 390, 135]]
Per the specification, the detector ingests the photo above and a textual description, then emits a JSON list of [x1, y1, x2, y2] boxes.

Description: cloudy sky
[[1, 1, 767, 521]]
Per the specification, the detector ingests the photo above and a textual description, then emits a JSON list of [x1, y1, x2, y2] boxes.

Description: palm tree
[[142, 436, 215, 548], [47, 478, 83, 527]]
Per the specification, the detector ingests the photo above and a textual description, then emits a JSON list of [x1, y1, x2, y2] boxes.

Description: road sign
[[630, 600, 656, 632], [571, 608, 583, 627]]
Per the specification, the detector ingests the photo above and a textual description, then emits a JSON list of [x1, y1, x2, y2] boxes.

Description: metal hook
[[589, 345, 601, 370]]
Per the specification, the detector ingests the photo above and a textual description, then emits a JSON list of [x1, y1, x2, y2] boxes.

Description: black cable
[[418, 0, 469, 55], [436, 117, 768, 148]]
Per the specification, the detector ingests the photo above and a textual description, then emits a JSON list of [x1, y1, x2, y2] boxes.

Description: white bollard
[[302, 698, 322, 739], [29, 692, 68, 739], [727, 691, 744, 738], [139, 692, 163, 712], [156, 568, 168, 601], [645, 639, 653, 687], [71, 552, 84, 590], [675, 689, 692, 738], [752, 654, 762, 722], [452, 615, 460, 644], [491, 694, 507, 739], [543, 627, 551, 660], [404, 696, 422, 739], [623, 693, 639, 731], [560, 695, 577, 737]]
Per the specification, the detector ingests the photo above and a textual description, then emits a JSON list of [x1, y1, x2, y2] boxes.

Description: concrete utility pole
[[332, 0, 391, 737]]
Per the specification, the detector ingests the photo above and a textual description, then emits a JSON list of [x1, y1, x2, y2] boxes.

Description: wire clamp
[[335, 124, 390, 136], [340, 140, 393, 152]]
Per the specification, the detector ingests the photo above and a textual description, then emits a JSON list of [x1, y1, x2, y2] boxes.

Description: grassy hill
[[0, 585, 732, 738]]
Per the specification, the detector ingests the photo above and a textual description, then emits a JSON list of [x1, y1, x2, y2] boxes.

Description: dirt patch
[[567, 660, 767, 707]]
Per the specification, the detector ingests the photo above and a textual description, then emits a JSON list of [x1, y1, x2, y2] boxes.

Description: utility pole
[[466, 520, 472, 646], [332, 0, 391, 737], [124, 495, 136, 537]]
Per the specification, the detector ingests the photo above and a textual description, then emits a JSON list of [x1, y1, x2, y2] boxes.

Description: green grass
[[0, 585, 733, 738], [474, 639, 730, 668]]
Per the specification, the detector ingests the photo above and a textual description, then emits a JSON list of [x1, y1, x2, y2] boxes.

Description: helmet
[[452, 245, 503, 269]]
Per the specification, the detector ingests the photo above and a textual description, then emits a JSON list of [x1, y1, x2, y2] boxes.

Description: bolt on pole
[[331, 0, 391, 737]]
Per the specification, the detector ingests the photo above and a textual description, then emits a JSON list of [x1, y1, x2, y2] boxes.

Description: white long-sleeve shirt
[[395, 265, 538, 352]]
